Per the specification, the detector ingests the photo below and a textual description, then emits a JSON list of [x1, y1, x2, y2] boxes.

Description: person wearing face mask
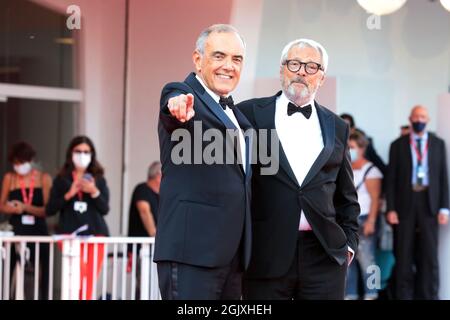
[[345, 131, 383, 300], [340, 113, 387, 177], [46, 135, 109, 300], [0, 141, 52, 299], [386, 105, 449, 300], [46, 135, 109, 236]]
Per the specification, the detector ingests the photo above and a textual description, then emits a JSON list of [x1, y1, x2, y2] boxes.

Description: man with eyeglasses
[[237, 39, 360, 299]]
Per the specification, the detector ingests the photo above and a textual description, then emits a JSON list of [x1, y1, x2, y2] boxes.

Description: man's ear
[[193, 50, 202, 73], [319, 73, 326, 87]]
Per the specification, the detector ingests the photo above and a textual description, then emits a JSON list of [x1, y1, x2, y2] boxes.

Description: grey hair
[[147, 161, 161, 180], [280, 38, 329, 72], [195, 24, 246, 55]]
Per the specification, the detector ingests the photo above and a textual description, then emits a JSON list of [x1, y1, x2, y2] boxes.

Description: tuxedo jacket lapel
[[186, 73, 254, 177], [233, 107, 254, 179], [425, 133, 436, 183], [300, 102, 335, 189], [254, 92, 300, 189], [403, 136, 413, 179]]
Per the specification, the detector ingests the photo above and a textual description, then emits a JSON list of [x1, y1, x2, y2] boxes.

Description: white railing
[[0, 234, 160, 300]]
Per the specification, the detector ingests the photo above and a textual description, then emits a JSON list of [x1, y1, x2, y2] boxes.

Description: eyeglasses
[[283, 60, 324, 75], [73, 150, 91, 155]]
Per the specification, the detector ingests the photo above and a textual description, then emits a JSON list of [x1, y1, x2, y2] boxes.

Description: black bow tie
[[287, 102, 312, 119], [219, 96, 234, 110]]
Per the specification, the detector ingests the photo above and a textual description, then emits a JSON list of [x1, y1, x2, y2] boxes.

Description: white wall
[[437, 93, 450, 299], [230, 0, 264, 103]]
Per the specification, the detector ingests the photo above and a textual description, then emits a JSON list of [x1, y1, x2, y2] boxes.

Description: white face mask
[[349, 148, 359, 163], [14, 162, 32, 176], [72, 153, 92, 169]]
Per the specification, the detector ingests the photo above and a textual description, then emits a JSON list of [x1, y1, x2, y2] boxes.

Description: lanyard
[[410, 136, 428, 164], [72, 171, 83, 201], [19, 170, 36, 206]]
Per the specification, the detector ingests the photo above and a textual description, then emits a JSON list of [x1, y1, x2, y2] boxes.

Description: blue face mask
[[412, 121, 426, 133], [349, 148, 359, 163]]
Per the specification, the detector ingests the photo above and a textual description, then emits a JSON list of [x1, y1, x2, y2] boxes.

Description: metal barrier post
[[61, 239, 80, 300], [139, 244, 150, 300], [150, 244, 160, 300]]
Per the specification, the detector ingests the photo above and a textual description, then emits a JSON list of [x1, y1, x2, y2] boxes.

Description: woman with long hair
[[47, 135, 109, 236], [47, 135, 110, 300]]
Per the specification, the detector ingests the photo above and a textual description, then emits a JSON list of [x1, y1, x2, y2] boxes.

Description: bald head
[[409, 105, 429, 134], [410, 105, 429, 122]]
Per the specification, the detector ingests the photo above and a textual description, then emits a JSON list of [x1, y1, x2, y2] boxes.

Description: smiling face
[[193, 31, 245, 96], [280, 45, 325, 106]]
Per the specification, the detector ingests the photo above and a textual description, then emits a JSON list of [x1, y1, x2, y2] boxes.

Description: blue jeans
[[345, 215, 378, 299]]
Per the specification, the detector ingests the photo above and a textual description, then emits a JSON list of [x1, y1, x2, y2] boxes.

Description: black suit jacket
[[237, 92, 360, 279], [386, 132, 449, 216], [154, 73, 253, 269]]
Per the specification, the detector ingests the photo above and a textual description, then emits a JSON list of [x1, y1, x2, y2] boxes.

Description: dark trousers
[[243, 231, 347, 300], [157, 249, 243, 300], [393, 190, 439, 300]]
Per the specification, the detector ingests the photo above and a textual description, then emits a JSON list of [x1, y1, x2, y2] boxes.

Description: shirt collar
[[279, 91, 315, 109], [411, 131, 429, 141], [195, 74, 230, 104]]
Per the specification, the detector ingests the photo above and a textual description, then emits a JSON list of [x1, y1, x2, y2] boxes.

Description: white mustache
[[290, 78, 307, 86]]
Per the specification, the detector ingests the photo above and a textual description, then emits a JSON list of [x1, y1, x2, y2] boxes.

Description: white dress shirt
[[195, 75, 246, 172], [275, 92, 354, 259], [275, 92, 323, 231], [410, 131, 429, 186]]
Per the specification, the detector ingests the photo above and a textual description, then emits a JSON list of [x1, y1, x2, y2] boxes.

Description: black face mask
[[412, 121, 427, 133]]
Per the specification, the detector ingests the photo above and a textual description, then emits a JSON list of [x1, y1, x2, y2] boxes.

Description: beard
[[282, 77, 312, 104]]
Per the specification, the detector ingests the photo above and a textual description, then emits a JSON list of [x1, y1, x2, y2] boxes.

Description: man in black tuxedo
[[237, 39, 360, 299], [155, 24, 252, 300], [386, 105, 449, 300]]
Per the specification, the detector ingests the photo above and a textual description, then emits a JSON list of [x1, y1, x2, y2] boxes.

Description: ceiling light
[[357, 0, 407, 15], [440, 0, 450, 12]]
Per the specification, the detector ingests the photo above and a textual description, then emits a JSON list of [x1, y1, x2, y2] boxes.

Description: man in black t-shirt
[[128, 161, 161, 238], [127, 162, 161, 297]]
